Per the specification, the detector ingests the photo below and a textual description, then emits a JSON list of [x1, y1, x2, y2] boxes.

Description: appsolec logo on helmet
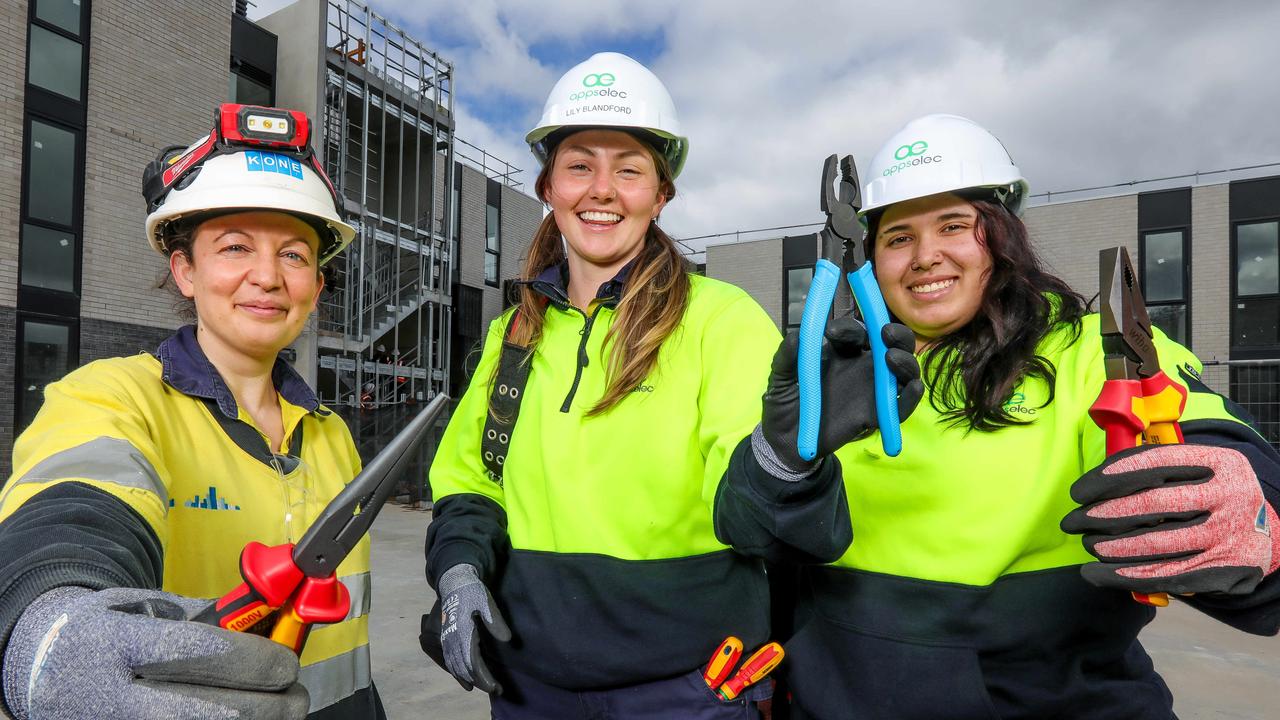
[[883, 138, 944, 177], [245, 151, 305, 180], [569, 71, 629, 102]]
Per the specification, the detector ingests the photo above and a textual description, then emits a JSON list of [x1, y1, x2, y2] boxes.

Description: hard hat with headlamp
[[860, 114, 1029, 221], [525, 52, 689, 178], [142, 104, 356, 265]]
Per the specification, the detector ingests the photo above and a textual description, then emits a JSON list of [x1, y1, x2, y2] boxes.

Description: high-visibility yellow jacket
[[783, 313, 1280, 720], [0, 326, 379, 719], [424, 265, 838, 690]]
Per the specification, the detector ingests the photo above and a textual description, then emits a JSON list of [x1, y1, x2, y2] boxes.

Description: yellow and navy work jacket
[[426, 263, 848, 690], [779, 313, 1280, 720], [0, 326, 379, 720]]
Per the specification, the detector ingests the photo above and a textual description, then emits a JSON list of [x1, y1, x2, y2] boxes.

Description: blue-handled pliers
[[796, 154, 902, 460]]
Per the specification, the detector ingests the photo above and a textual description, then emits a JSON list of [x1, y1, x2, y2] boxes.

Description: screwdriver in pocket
[[703, 636, 744, 689], [718, 642, 784, 701]]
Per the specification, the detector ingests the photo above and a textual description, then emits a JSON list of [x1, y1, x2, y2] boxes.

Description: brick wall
[[79, 0, 228, 329], [706, 237, 785, 328], [0, 1, 27, 307], [0, 305, 14, 477], [80, 316, 179, 365], [1024, 195, 1139, 300], [1191, 184, 1230, 360]]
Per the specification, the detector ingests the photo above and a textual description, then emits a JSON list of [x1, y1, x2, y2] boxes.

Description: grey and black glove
[[438, 563, 511, 694], [2, 586, 309, 720], [757, 315, 923, 479]]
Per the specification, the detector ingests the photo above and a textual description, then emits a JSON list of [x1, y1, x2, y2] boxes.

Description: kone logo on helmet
[[570, 72, 628, 102], [245, 151, 304, 180], [883, 138, 943, 177]]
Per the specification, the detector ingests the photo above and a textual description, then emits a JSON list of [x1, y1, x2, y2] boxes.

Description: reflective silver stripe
[[1, 436, 168, 508], [340, 572, 371, 621], [300, 643, 372, 712]]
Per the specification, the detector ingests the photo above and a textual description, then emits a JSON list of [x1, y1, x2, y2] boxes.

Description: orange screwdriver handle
[[702, 636, 743, 690], [718, 642, 784, 701]]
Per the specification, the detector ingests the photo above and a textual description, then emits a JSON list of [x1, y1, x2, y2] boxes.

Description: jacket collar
[[156, 325, 324, 419], [527, 259, 634, 310]]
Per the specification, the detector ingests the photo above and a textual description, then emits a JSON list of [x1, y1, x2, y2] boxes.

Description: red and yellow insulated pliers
[[1087, 246, 1188, 606]]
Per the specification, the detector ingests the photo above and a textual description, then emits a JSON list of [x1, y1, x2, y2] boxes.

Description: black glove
[[758, 315, 922, 476], [437, 564, 511, 694]]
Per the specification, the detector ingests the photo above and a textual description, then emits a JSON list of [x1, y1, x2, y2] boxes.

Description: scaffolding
[[316, 0, 455, 417]]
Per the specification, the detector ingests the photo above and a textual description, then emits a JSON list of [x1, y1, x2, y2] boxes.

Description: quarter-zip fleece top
[[425, 262, 854, 690], [0, 326, 381, 719], [777, 312, 1280, 720]]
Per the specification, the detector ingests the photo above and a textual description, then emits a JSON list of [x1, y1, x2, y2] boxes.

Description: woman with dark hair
[[421, 53, 921, 719], [778, 114, 1280, 720]]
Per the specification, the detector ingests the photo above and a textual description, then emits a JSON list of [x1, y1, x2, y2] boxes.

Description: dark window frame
[[16, 0, 91, 428], [25, 0, 90, 117], [484, 181, 502, 288], [15, 314, 80, 432], [782, 264, 814, 331], [1138, 224, 1191, 348], [1230, 216, 1280, 359], [18, 110, 85, 318]]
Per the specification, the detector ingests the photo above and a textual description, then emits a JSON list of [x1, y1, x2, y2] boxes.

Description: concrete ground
[[369, 504, 1279, 720]]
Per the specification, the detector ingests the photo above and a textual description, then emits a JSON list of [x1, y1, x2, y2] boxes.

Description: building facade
[[1, 0, 541, 476], [705, 174, 1280, 445]]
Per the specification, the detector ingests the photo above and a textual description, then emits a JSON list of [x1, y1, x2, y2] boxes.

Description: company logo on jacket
[[1003, 391, 1036, 416], [169, 486, 242, 511]]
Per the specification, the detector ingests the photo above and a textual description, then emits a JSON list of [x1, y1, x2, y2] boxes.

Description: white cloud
[[257, 0, 1280, 251]]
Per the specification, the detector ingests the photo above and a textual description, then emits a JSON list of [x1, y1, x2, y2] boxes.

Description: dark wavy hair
[[865, 197, 1087, 432]]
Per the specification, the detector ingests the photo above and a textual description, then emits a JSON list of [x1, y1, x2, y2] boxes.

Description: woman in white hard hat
[[422, 53, 920, 718], [779, 114, 1280, 720], [0, 105, 385, 720]]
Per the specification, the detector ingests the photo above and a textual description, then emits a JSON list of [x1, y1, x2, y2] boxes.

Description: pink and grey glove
[[1061, 444, 1280, 596]]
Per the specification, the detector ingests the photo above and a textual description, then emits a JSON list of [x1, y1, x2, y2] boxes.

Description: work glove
[[756, 315, 923, 478], [1061, 444, 1280, 596], [438, 563, 510, 694], [2, 586, 308, 720]]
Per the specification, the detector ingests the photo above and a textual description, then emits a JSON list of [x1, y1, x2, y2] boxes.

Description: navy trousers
[[490, 668, 768, 720]]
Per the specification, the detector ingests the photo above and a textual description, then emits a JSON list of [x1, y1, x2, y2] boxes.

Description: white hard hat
[[144, 105, 356, 265], [861, 114, 1029, 219], [526, 52, 689, 178]]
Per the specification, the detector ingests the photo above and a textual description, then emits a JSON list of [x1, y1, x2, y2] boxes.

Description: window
[[1232, 220, 1279, 349], [28, 24, 82, 100], [1141, 229, 1188, 345], [17, 0, 90, 428], [17, 319, 76, 431], [485, 201, 500, 287], [26, 119, 77, 226], [20, 224, 75, 292], [36, 0, 82, 33], [230, 70, 272, 106], [784, 266, 813, 329]]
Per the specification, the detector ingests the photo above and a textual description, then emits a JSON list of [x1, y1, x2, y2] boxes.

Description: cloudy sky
[[252, 0, 1280, 252]]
